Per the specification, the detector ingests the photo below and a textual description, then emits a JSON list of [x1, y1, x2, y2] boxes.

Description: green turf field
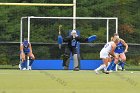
[[0, 70, 139, 93]]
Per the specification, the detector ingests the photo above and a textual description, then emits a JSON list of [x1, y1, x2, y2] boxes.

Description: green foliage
[[0, 0, 140, 65]]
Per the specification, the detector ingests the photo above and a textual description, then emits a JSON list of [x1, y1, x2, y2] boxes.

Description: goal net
[[21, 17, 118, 60]]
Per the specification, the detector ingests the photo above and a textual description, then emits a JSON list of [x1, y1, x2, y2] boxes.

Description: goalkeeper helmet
[[23, 39, 29, 48], [71, 30, 77, 35]]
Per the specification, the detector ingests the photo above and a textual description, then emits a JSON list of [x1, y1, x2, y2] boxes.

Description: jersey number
[[104, 43, 109, 48]]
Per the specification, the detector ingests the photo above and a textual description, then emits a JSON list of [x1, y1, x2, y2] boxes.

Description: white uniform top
[[100, 41, 114, 58]]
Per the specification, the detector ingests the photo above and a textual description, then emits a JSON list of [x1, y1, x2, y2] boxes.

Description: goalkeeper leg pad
[[62, 54, 70, 68], [73, 54, 80, 71]]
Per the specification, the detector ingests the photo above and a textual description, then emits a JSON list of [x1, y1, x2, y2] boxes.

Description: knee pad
[[61, 54, 70, 67], [61, 54, 69, 60]]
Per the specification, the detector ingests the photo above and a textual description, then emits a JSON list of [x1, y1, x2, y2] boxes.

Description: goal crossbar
[[0, 3, 74, 6], [22, 16, 118, 20]]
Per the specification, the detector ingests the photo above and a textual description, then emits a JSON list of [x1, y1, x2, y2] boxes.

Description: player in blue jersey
[[109, 33, 128, 71], [20, 39, 35, 70]]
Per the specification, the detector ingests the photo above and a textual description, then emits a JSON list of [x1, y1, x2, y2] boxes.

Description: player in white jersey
[[100, 41, 114, 58], [94, 37, 120, 74]]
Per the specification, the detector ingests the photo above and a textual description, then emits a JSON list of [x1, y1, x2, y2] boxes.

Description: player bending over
[[94, 37, 120, 74], [20, 39, 35, 70], [109, 33, 128, 71]]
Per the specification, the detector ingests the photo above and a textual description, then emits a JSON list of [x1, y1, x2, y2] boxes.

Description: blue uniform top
[[115, 42, 124, 53], [23, 40, 30, 54]]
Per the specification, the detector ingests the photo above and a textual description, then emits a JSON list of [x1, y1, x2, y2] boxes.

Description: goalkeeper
[[58, 30, 97, 71]]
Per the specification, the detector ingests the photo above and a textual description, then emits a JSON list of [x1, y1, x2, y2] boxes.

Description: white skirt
[[100, 50, 110, 59]]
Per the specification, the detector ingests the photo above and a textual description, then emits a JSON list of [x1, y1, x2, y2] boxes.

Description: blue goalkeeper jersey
[[23, 43, 30, 54], [115, 42, 124, 53]]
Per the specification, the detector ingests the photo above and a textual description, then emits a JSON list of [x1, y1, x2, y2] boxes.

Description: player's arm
[[20, 44, 24, 54], [120, 39, 128, 53], [29, 43, 33, 53], [63, 36, 71, 42], [74, 36, 85, 42], [77, 35, 97, 42], [109, 43, 118, 59]]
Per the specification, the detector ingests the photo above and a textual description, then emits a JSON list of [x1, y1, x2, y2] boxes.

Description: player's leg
[[77, 54, 81, 69], [104, 57, 112, 71], [95, 51, 108, 74], [95, 58, 109, 74], [20, 53, 26, 70], [104, 57, 111, 72], [117, 61, 122, 70], [73, 54, 79, 71], [109, 53, 119, 71], [72, 48, 80, 71], [107, 57, 114, 71], [61, 54, 70, 70], [28, 53, 35, 70], [119, 53, 126, 71], [62, 48, 70, 70], [103, 58, 110, 74]]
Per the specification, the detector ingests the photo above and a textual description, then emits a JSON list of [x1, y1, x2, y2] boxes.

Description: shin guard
[[73, 54, 79, 69]]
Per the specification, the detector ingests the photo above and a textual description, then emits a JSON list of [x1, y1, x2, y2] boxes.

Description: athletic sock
[[105, 62, 110, 71], [121, 62, 125, 70], [95, 64, 106, 71], [29, 59, 34, 66], [118, 61, 122, 66], [104, 66, 107, 72], [110, 61, 116, 70], [107, 61, 113, 71], [21, 60, 26, 69]]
